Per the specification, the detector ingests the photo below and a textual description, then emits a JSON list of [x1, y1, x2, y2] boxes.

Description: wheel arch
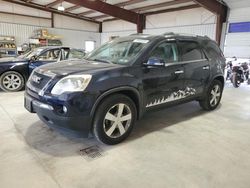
[[0, 70, 27, 82], [90, 86, 142, 122], [213, 75, 225, 88]]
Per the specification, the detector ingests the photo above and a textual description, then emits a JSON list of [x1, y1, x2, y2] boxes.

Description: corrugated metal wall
[[101, 23, 216, 44], [101, 8, 216, 44], [0, 22, 101, 49], [144, 23, 216, 40]]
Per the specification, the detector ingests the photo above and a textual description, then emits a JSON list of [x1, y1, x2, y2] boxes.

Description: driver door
[[29, 48, 61, 74], [142, 40, 185, 108]]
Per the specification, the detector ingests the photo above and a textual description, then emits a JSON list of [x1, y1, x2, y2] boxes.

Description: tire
[[232, 73, 240, 88], [0, 71, 25, 92], [93, 94, 137, 145], [199, 80, 223, 111]]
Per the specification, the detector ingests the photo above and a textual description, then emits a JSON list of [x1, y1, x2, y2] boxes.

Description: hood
[[0, 56, 27, 63], [36, 59, 123, 76]]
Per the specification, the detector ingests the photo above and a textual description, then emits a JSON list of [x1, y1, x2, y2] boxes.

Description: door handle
[[203, 66, 210, 70], [174, 70, 184, 74]]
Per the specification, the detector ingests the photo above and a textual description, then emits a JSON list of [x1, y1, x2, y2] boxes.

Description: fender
[[90, 86, 143, 120]]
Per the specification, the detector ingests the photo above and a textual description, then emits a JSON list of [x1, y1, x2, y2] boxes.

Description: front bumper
[[24, 93, 92, 137]]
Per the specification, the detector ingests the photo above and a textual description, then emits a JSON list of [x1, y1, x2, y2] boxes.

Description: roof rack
[[162, 32, 211, 39]]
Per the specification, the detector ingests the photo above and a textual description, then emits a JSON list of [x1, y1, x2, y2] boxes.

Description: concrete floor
[[0, 82, 250, 188]]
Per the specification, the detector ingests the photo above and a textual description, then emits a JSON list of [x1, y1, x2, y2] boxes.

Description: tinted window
[[178, 41, 203, 61], [205, 41, 223, 58], [149, 42, 178, 63]]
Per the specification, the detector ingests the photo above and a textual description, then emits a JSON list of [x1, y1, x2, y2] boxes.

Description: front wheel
[[93, 94, 137, 145], [232, 73, 241, 88], [199, 80, 223, 111], [0, 71, 25, 92]]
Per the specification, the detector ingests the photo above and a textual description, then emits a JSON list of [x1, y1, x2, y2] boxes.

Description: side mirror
[[144, 57, 165, 67]]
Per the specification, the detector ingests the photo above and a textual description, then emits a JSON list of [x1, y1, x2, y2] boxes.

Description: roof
[[2, 0, 203, 23]]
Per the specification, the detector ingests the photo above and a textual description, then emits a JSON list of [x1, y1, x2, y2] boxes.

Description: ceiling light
[[57, 4, 65, 11]]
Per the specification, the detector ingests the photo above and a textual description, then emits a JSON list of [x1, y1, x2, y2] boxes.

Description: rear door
[[177, 40, 210, 96]]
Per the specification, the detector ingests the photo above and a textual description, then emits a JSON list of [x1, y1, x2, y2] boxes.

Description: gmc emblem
[[31, 75, 42, 84]]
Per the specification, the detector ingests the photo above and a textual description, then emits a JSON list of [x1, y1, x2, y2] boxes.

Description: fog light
[[63, 106, 67, 113]]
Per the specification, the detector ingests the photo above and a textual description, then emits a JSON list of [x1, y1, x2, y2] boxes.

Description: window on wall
[[85, 41, 95, 52]]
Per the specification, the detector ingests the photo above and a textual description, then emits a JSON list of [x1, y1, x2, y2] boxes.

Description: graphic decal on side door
[[146, 87, 196, 108]]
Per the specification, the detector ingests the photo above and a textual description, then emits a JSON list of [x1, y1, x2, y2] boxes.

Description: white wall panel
[[228, 7, 250, 22], [144, 24, 216, 40], [0, 22, 100, 49], [146, 8, 216, 29], [224, 6, 250, 58], [0, 13, 51, 27], [54, 14, 99, 32], [102, 20, 137, 32]]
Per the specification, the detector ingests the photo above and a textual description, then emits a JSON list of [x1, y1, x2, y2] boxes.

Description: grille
[[27, 71, 52, 96]]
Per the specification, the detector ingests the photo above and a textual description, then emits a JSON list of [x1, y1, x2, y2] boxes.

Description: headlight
[[51, 75, 92, 95]]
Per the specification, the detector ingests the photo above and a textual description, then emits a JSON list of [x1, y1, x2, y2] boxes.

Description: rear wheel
[[199, 80, 223, 111], [93, 94, 137, 145], [0, 71, 25, 92]]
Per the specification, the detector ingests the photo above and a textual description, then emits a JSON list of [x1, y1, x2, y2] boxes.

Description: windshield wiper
[[92, 58, 113, 64]]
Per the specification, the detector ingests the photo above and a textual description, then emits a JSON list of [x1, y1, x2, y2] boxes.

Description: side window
[[67, 49, 85, 60], [178, 41, 203, 61], [149, 42, 178, 63], [37, 49, 60, 61]]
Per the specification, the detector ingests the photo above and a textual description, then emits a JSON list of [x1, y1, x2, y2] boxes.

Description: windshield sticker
[[133, 39, 149, 43]]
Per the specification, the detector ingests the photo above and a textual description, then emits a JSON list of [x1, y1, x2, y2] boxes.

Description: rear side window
[[178, 41, 203, 61]]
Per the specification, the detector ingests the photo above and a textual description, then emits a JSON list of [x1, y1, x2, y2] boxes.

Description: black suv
[[24, 33, 226, 145]]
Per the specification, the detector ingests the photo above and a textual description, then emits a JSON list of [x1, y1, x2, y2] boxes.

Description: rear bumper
[[24, 93, 92, 136]]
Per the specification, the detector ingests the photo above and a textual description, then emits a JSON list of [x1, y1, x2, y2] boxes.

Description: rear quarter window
[[205, 41, 224, 59]]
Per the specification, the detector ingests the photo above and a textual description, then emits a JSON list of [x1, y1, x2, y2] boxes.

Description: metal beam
[[64, 0, 140, 24], [65, 5, 81, 12], [45, 0, 64, 8], [77, 0, 145, 17], [51, 12, 54, 28], [92, 0, 193, 20], [192, 0, 227, 17], [2, 0, 100, 24]]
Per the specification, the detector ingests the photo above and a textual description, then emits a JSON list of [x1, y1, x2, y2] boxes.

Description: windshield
[[86, 39, 150, 65], [19, 48, 44, 59]]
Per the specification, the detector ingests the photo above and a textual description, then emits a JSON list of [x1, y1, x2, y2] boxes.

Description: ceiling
[[3, 0, 201, 23]]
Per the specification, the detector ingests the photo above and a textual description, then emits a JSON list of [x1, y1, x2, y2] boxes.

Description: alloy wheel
[[210, 85, 221, 107], [2, 74, 22, 91], [103, 103, 132, 138]]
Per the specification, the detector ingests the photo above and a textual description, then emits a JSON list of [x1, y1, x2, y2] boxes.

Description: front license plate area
[[24, 96, 34, 113]]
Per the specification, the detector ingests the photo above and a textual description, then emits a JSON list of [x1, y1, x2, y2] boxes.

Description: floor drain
[[80, 145, 104, 160]]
